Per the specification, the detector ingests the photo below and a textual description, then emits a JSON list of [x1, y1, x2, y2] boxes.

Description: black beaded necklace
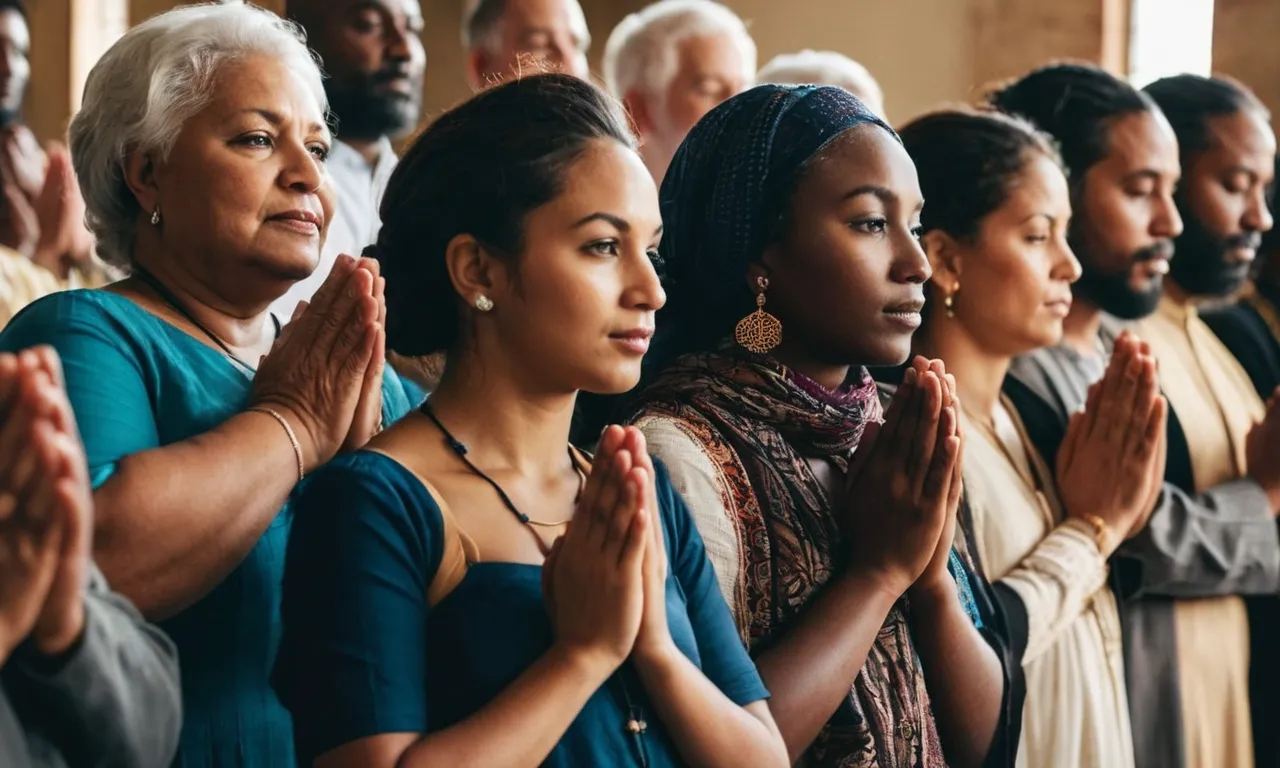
[[420, 401, 584, 556], [419, 401, 651, 766], [132, 266, 280, 374]]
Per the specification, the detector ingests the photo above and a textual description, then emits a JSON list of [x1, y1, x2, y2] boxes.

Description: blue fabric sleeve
[[655, 459, 770, 707], [275, 453, 441, 764], [949, 549, 983, 629], [398, 374, 427, 409], [0, 294, 158, 488]]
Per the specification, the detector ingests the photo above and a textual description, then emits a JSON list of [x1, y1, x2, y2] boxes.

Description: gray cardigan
[[0, 565, 182, 768]]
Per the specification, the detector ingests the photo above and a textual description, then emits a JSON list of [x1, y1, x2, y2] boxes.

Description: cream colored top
[[636, 416, 744, 615], [0, 247, 113, 329], [963, 399, 1134, 768], [1132, 291, 1262, 768]]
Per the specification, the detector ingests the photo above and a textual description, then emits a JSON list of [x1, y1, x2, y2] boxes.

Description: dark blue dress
[[0, 290, 415, 767], [275, 450, 769, 766]]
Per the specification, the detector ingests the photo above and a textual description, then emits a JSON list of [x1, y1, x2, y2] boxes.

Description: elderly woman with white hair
[[602, 0, 756, 184], [757, 49, 886, 118], [0, 3, 415, 765]]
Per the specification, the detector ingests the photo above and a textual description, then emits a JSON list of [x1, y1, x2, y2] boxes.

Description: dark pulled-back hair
[[899, 108, 1061, 243], [987, 62, 1155, 189], [1142, 73, 1270, 158], [370, 73, 636, 357], [0, 0, 25, 20]]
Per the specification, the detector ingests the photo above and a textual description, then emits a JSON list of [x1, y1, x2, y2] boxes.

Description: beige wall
[[30, 0, 1139, 144], [1213, 0, 1280, 117], [26, 1, 73, 143]]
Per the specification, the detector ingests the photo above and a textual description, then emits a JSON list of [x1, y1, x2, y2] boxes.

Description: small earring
[[150, 206, 161, 226], [474, 295, 494, 312], [735, 276, 782, 354], [945, 284, 959, 318]]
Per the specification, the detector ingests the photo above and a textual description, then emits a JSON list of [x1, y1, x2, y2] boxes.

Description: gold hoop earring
[[735, 276, 782, 354], [945, 284, 959, 318]]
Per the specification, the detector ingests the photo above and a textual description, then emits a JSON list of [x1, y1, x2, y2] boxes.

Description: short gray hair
[[757, 50, 885, 116], [68, 1, 327, 268], [462, 0, 591, 54], [602, 0, 755, 100]]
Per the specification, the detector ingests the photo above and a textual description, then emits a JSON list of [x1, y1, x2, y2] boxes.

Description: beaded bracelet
[[248, 407, 304, 483]]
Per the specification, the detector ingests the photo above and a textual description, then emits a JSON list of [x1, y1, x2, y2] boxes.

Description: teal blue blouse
[[275, 449, 769, 766], [0, 289, 414, 767]]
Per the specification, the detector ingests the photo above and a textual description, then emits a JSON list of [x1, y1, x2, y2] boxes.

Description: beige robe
[[1132, 290, 1263, 768], [963, 398, 1134, 768]]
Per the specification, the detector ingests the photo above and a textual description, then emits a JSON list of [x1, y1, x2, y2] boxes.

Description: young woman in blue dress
[[274, 73, 789, 768]]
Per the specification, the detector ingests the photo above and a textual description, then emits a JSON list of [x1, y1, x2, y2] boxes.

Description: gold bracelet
[[1078, 513, 1111, 554], [248, 407, 304, 483]]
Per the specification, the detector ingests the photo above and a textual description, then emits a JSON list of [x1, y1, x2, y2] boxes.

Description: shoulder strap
[[415, 475, 479, 608]]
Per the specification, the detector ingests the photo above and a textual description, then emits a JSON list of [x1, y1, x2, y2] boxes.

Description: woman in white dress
[[900, 107, 1169, 768]]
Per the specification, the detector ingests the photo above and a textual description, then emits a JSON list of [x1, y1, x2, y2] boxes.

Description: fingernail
[[904, 368, 918, 385]]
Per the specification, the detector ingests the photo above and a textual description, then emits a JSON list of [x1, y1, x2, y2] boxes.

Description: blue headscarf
[[652, 84, 896, 367]]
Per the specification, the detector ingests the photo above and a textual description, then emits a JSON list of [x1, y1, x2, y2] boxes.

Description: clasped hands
[[541, 425, 673, 675], [0, 347, 95, 663]]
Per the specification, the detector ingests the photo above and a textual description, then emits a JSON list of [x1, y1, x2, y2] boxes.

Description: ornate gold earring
[[735, 276, 782, 354], [945, 284, 959, 318], [150, 206, 161, 226]]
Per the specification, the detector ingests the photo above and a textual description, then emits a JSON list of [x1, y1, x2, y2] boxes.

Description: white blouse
[[962, 400, 1134, 768]]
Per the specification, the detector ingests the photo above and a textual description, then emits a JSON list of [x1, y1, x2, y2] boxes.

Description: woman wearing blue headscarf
[[629, 85, 1024, 767]]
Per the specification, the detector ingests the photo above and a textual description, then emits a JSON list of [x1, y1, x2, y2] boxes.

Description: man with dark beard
[[1143, 75, 1280, 768], [1205, 154, 1280, 397], [992, 63, 1280, 768], [274, 0, 426, 319]]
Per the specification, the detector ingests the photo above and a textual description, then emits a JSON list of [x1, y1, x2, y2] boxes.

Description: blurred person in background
[[757, 49, 885, 118], [1204, 152, 1280, 397], [275, 0, 426, 321], [0, 0, 111, 326], [602, 0, 755, 185], [462, 0, 590, 87]]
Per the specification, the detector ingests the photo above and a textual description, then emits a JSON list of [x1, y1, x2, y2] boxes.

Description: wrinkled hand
[[1247, 385, 1280, 515], [1056, 334, 1166, 553], [251, 255, 380, 472], [908, 358, 965, 596], [343, 258, 385, 452], [841, 358, 960, 598], [542, 426, 648, 673]]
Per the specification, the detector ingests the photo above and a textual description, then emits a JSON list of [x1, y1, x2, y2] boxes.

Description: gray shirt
[[0, 566, 182, 768]]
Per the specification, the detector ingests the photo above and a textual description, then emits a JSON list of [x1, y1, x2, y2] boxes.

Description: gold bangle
[[248, 407, 304, 483], [1078, 513, 1111, 554]]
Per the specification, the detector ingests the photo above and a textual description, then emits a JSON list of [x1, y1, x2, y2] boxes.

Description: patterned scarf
[[631, 350, 945, 767]]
